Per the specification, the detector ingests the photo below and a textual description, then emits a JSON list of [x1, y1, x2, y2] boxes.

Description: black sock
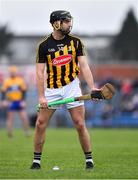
[[33, 152, 42, 165], [84, 151, 93, 163]]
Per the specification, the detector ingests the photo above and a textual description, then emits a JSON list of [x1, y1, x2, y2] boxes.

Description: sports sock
[[33, 152, 42, 164], [84, 151, 93, 163]]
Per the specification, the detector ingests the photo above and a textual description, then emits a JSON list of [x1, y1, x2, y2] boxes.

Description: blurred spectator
[[1, 65, 30, 137], [121, 79, 133, 96], [101, 102, 114, 127], [131, 93, 138, 117], [120, 79, 134, 113], [132, 78, 138, 89]]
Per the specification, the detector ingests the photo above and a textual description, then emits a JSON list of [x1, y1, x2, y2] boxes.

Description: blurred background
[[0, 0, 138, 128]]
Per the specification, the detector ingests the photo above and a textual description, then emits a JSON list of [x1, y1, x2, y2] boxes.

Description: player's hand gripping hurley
[[37, 83, 115, 111]]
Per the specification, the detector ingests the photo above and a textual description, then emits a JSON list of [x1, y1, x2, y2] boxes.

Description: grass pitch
[[0, 128, 138, 179]]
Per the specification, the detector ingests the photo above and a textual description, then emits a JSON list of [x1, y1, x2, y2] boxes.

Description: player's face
[[10, 71, 17, 77], [60, 19, 73, 35]]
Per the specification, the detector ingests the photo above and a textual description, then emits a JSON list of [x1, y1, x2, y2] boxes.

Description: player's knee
[[36, 118, 45, 129], [75, 120, 85, 131]]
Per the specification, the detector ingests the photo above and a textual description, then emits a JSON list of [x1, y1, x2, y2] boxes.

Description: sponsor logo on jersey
[[52, 54, 72, 66]]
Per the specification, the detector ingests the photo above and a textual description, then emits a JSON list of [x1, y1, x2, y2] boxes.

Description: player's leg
[[30, 108, 55, 169], [31, 87, 61, 169], [18, 110, 30, 137], [68, 105, 94, 169], [6, 111, 15, 138]]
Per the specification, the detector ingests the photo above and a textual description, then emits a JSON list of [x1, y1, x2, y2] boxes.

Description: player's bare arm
[[36, 63, 47, 107], [78, 56, 95, 90]]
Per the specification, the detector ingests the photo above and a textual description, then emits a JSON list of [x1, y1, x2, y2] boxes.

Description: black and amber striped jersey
[[36, 33, 85, 88]]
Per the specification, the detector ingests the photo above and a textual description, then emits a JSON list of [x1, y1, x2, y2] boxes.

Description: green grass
[[0, 128, 138, 179]]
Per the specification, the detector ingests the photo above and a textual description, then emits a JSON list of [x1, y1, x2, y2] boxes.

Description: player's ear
[[53, 21, 61, 30]]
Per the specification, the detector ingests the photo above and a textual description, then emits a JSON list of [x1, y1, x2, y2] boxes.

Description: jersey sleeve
[[76, 39, 86, 56], [36, 43, 47, 63]]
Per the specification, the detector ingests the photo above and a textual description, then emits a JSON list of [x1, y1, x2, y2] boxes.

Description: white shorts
[[45, 77, 84, 109]]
